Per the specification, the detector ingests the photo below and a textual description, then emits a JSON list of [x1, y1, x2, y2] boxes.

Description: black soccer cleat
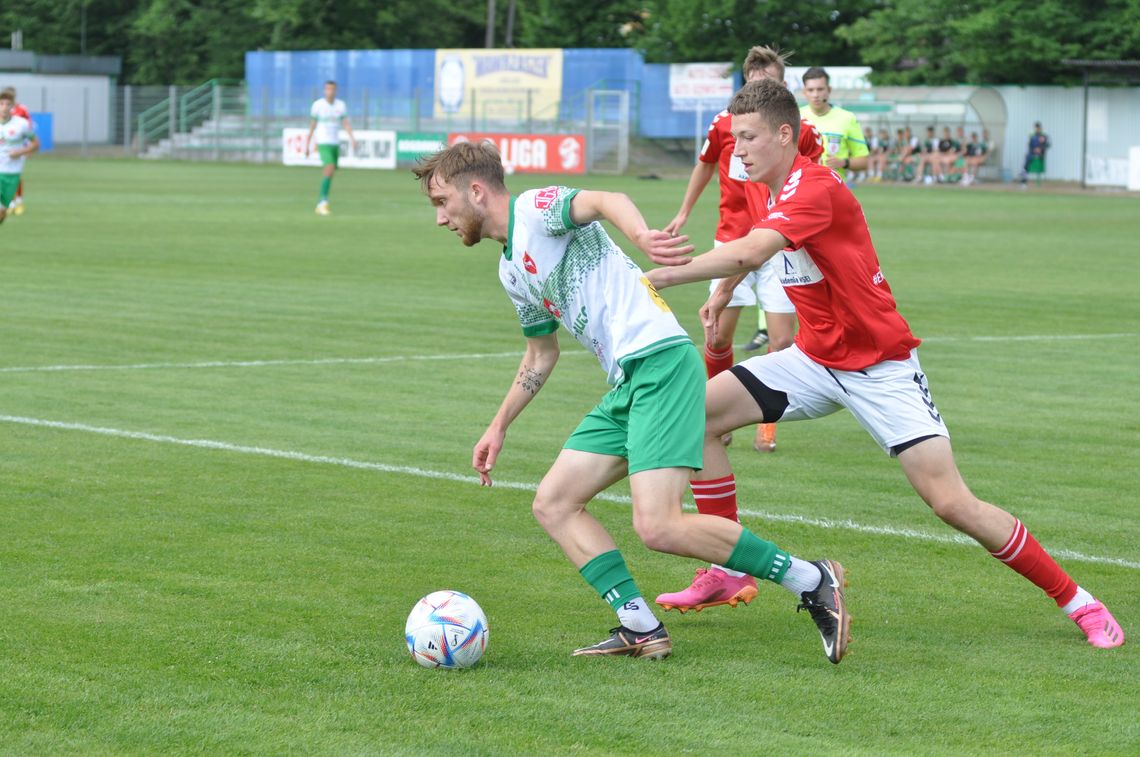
[[741, 328, 769, 352], [571, 623, 672, 659], [797, 559, 852, 664]]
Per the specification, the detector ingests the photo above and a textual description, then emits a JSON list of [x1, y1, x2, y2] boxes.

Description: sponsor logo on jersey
[[534, 187, 559, 209], [572, 305, 589, 336], [766, 211, 790, 222], [778, 248, 825, 287], [523, 252, 538, 274], [542, 298, 562, 318]]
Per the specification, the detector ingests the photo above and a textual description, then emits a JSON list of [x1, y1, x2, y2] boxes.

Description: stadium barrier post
[[123, 85, 132, 155]]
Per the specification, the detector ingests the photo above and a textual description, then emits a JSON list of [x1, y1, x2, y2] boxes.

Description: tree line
[[4, 0, 1137, 85]]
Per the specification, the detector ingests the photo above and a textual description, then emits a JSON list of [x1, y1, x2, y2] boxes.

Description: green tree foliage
[[630, 0, 879, 67], [836, 0, 1140, 85], [513, 0, 646, 48], [2, 0, 1137, 85]]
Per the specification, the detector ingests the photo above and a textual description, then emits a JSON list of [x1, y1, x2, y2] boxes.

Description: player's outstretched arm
[[473, 332, 560, 487], [664, 161, 717, 236], [645, 227, 789, 291], [568, 189, 694, 266]]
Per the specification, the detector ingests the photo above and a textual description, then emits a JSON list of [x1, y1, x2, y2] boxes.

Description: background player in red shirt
[[657, 46, 824, 614], [1, 88, 29, 215], [647, 78, 1123, 650]]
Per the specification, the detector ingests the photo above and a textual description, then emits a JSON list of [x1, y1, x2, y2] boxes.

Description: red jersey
[[700, 110, 751, 243], [703, 113, 826, 243], [749, 154, 920, 370], [12, 104, 29, 120]]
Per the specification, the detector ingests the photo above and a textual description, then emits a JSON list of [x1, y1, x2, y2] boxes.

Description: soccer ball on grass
[[404, 590, 488, 669]]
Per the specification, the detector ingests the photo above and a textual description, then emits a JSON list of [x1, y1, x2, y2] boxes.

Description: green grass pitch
[[0, 158, 1137, 755]]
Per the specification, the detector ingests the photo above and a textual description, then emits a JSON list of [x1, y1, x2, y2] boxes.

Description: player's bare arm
[[9, 136, 38, 159], [304, 119, 317, 156], [664, 161, 717, 235], [472, 332, 560, 487], [568, 189, 694, 263], [700, 273, 749, 344], [646, 227, 789, 290], [342, 117, 356, 153]]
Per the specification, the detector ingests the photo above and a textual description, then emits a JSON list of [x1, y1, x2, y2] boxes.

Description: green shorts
[[0, 173, 19, 208], [317, 144, 340, 167], [565, 342, 705, 475]]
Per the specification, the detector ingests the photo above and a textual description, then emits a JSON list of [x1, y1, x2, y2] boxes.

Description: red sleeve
[[13, 105, 30, 120], [798, 119, 824, 162], [699, 112, 728, 165], [753, 169, 834, 248]]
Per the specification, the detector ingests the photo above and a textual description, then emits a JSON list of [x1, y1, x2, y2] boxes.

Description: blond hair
[[412, 140, 506, 195], [742, 45, 789, 81]]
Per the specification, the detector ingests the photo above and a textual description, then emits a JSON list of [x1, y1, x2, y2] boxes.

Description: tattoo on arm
[[517, 366, 545, 396]]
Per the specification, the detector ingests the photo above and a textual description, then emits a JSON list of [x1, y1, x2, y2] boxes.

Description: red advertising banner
[[448, 132, 586, 174]]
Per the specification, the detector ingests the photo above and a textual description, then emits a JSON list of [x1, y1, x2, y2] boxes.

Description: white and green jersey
[[309, 98, 347, 145], [0, 116, 34, 174], [501, 186, 691, 386]]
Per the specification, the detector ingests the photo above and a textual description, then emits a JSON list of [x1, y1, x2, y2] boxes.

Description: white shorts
[[710, 239, 796, 314], [730, 345, 949, 456]]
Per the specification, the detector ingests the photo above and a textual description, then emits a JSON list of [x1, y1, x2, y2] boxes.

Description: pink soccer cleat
[[656, 567, 758, 613], [1069, 601, 1124, 649]]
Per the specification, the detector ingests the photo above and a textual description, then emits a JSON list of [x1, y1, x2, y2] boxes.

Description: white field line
[[0, 333, 1137, 374], [0, 351, 527, 374], [1, 413, 1136, 572]]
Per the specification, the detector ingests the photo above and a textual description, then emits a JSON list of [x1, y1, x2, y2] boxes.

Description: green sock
[[319, 176, 332, 202], [579, 550, 641, 610], [723, 528, 791, 583], [757, 309, 768, 331]]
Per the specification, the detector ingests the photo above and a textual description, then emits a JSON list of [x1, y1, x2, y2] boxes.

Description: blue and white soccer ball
[[404, 590, 488, 669]]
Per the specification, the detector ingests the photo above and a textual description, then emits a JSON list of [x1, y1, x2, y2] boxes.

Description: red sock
[[691, 475, 739, 522], [704, 344, 733, 379], [989, 519, 1078, 606]]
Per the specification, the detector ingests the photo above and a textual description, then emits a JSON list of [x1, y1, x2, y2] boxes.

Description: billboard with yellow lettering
[[434, 49, 564, 122]]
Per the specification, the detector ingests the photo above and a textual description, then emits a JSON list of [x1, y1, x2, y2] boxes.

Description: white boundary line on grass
[[0, 333, 1137, 374], [1, 413, 1136, 572]]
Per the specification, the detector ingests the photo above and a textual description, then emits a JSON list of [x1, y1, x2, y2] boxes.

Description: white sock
[[713, 564, 747, 578], [778, 557, 823, 596], [1061, 587, 1097, 615], [616, 596, 660, 633]]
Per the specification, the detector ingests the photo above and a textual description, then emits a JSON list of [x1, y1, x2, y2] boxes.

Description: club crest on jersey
[[542, 298, 562, 318], [523, 252, 538, 274], [534, 187, 559, 209]]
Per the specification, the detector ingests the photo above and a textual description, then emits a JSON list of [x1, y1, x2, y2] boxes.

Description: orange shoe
[[754, 423, 776, 453]]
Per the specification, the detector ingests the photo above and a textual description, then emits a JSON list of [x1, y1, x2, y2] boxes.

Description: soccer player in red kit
[[647, 78, 1123, 650], [657, 48, 823, 613]]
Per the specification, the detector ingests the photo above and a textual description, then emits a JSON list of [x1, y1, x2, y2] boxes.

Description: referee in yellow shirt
[[799, 67, 869, 183]]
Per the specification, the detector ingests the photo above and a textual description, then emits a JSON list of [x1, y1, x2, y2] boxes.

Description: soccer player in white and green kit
[[414, 141, 851, 662], [0, 90, 38, 226], [304, 80, 355, 216]]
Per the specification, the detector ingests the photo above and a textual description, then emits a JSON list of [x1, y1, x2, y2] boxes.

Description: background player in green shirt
[[800, 67, 869, 183]]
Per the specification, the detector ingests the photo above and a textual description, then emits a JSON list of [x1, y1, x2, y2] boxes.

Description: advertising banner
[[669, 62, 735, 110], [448, 133, 585, 174], [282, 128, 397, 168], [396, 132, 448, 163], [434, 49, 563, 121]]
